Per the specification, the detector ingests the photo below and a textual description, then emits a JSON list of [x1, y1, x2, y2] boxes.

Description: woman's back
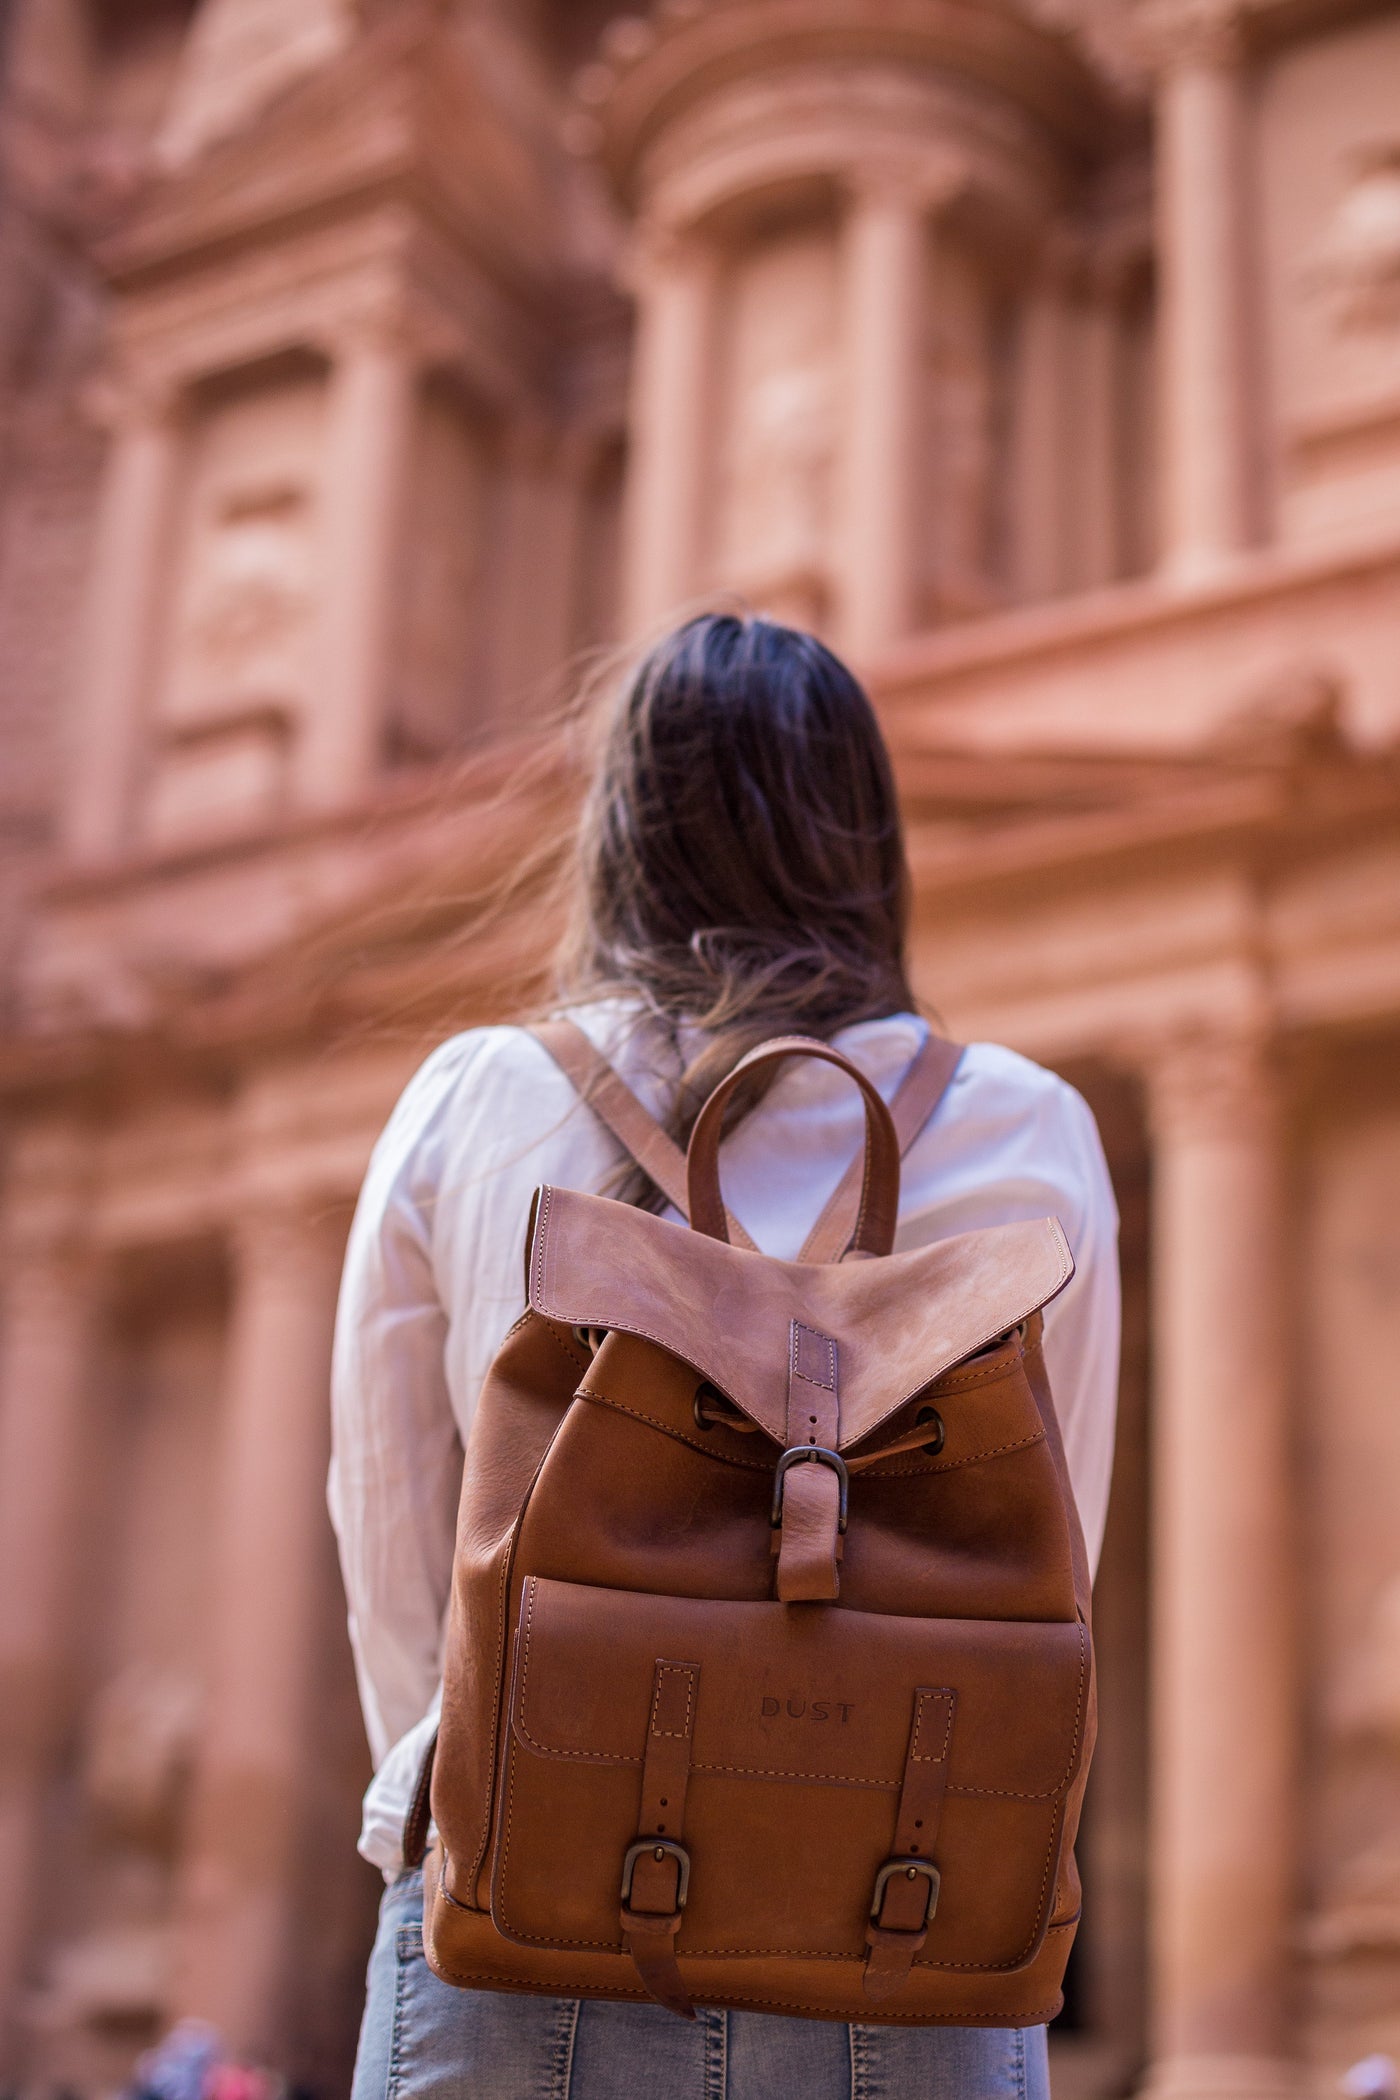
[[334, 613, 1120, 2099], [331, 1000, 1118, 1877]]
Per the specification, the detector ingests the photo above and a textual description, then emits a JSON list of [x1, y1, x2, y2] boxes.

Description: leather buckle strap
[[773, 1320, 844, 1601], [770, 1446, 849, 1532], [863, 1687, 957, 2002], [621, 1660, 700, 2020]]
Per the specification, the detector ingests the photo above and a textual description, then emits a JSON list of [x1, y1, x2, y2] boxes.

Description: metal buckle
[[620, 1837, 691, 1915], [770, 1446, 850, 1533], [870, 1857, 941, 1931]]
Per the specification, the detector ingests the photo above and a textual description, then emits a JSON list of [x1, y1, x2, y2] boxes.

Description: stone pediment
[[156, 0, 359, 172], [100, 8, 563, 290]]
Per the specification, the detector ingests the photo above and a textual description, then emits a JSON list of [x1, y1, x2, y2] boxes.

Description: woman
[[331, 612, 1120, 2100]]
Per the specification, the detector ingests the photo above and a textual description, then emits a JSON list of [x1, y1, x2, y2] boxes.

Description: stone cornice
[[1132, 0, 1395, 72], [92, 8, 566, 311]]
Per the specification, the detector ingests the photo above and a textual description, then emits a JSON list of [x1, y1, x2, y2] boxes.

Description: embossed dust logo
[[760, 1696, 855, 1723]]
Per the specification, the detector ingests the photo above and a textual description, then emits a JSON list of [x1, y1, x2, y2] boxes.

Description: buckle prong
[[869, 1856, 941, 1931], [620, 1836, 691, 1913]]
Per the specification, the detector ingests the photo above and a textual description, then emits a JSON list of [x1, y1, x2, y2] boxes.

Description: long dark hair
[[554, 612, 917, 1150]]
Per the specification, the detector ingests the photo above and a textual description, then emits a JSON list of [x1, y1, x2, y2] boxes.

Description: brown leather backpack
[[406, 1027, 1096, 2025]]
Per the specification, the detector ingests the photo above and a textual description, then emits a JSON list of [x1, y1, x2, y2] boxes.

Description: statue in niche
[[723, 361, 836, 597], [24, 1667, 203, 2042], [82, 1662, 202, 1854], [1303, 1573, 1400, 1973], [175, 480, 313, 717], [1310, 144, 1400, 334]]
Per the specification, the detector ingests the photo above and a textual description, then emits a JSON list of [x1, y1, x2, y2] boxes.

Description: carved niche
[[714, 216, 840, 629], [145, 359, 326, 846]]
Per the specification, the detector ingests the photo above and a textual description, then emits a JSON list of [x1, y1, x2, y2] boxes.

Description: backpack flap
[[525, 1184, 1074, 1450]]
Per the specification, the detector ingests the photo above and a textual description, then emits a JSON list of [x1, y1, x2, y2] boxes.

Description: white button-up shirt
[[329, 1005, 1121, 1875]]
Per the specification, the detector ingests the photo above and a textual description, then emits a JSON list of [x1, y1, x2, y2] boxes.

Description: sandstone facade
[[0, 1, 1398, 2095]]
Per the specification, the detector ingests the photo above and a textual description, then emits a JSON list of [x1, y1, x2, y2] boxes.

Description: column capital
[[625, 214, 718, 288], [79, 364, 186, 438], [1141, 1027, 1282, 1147], [842, 148, 966, 222], [319, 292, 435, 371], [227, 1198, 345, 1296], [1136, 0, 1248, 72]]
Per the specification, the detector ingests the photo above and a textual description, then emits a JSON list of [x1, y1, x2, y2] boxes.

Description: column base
[[1139, 2055, 1307, 2100]]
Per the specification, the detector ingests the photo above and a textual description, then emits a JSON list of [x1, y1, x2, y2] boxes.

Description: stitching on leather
[[790, 1322, 836, 1391], [530, 1185, 553, 1309], [938, 1623, 1089, 1802], [465, 1540, 518, 1891], [691, 1760, 895, 1786], [512, 1582, 642, 1767], [651, 1661, 698, 1740], [864, 1428, 1045, 1478], [910, 1688, 956, 1763], [530, 1233, 1071, 1445], [511, 1628, 1085, 1800], [574, 1384, 774, 1472], [538, 1318, 590, 1381], [857, 1089, 876, 1251], [499, 1600, 621, 1948]]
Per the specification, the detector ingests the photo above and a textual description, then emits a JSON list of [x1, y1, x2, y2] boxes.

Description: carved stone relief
[[145, 366, 326, 845], [1311, 147, 1400, 336]]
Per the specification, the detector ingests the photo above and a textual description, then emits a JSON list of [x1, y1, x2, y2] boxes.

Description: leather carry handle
[[686, 1036, 901, 1257], [797, 1033, 962, 1265]]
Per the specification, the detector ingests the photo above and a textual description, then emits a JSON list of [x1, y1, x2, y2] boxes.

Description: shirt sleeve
[[1036, 1082, 1122, 1580], [327, 1036, 481, 1769]]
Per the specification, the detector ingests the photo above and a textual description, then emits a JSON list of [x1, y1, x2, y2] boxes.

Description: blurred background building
[[0, 0, 1398, 2093]]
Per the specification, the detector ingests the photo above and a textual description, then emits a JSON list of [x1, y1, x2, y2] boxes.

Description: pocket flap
[[513, 1578, 1088, 1804]]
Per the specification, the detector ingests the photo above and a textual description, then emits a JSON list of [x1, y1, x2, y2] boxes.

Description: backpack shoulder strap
[[797, 1031, 964, 1265], [528, 1018, 759, 1251]]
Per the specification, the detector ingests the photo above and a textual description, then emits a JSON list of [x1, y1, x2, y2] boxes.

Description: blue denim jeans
[[351, 1869, 1051, 2100]]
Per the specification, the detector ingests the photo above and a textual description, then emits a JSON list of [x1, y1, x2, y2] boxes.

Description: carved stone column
[[1153, 3, 1253, 581], [171, 1203, 344, 2058], [621, 226, 720, 638], [1142, 1031, 1300, 2100], [493, 419, 583, 711], [1010, 249, 1073, 604], [1077, 265, 1126, 590], [60, 383, 183, 863], [304, 319, 418, 805], [837, 169, 927, 660], [0, 1237, 102, 2061]]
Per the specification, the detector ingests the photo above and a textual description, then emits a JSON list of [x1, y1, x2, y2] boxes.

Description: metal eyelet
[[915, 1406, 945, 1456]]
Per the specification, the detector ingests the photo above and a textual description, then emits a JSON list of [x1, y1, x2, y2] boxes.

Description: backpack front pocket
[[491, 1576, 1088, 1974]]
